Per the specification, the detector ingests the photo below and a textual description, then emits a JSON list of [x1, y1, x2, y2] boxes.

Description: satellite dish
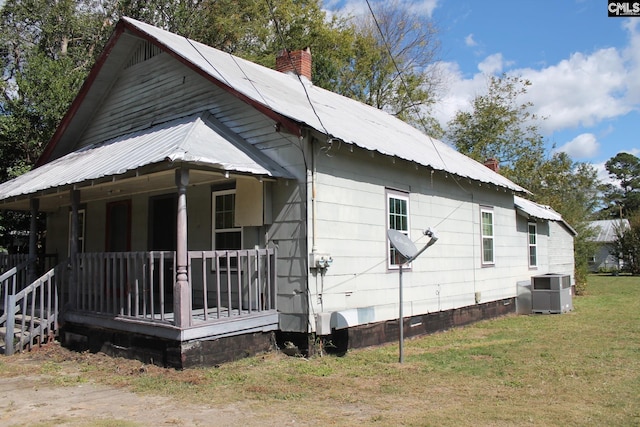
[[387, 229, 418, 260]]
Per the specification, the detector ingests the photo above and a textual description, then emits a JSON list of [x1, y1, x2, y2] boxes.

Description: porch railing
[[1, 260, 30, 314], [1, 265, 59, 355], [188, 248, 277, 322], [0, 253, 58, 275], [68, 248, 277, 327], [0, 254, 29, 272]]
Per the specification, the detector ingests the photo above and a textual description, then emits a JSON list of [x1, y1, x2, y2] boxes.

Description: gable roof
[[514, 196, 577, 236], [38, 17, 527, 194], [589, 219, 629, 243]]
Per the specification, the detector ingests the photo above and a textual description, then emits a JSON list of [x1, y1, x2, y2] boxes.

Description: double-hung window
[[212, 189, 242, 251], [481, 207, 495, 265], [528, 222, 538, 267], [387, 190, 410, 268]]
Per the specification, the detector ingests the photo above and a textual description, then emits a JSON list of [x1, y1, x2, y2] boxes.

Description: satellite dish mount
[[387, 228, 438, 363]]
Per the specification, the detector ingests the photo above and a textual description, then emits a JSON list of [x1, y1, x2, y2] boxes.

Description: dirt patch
[[0, 344, 299, 427]]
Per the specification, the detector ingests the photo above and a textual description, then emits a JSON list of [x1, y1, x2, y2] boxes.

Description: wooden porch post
[[174, 168, 190, 327], [68, 189, 80, 309], [28, 198, 39, 284]]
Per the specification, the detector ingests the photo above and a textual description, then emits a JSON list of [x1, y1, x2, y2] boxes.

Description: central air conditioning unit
[[531, 274, 573, 314]]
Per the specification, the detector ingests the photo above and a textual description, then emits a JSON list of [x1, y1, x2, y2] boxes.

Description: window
[[212, 189, 242, 251], [387, 190, 410, 267], [68, 208, 86, 255], [528, 222, 537, 267], [481, 207, 494, 265]]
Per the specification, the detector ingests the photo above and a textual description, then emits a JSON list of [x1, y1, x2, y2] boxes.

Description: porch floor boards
[[65, 307, 279, 342]]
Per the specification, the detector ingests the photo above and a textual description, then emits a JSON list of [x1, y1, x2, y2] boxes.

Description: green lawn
[[2, 274, 639, 426]]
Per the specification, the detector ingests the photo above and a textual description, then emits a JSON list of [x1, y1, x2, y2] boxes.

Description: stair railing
[[1, 265, 59, 355]]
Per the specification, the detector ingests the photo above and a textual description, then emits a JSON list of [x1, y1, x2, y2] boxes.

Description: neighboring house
[[0, 18, 576, 366], [588, 219, 629, 272]]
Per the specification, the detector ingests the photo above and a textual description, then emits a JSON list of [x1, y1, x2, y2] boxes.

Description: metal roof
[[514, 196, 577, 236], [590, 219, 630, 243], [0, 113, 290, 201], [119, 17, 527, 194]]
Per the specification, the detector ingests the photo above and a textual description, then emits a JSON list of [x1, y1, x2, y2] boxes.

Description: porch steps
[[0, 310, 55, 355], [0, 314, 53, 354]]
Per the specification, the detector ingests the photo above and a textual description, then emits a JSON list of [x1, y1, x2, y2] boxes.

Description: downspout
[[311, 140, 318, 255], [307, 137, 323, 331]]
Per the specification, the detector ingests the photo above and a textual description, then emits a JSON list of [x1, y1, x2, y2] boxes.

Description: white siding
[[307, 145, 526, 329], [547, 222, 575, 278]]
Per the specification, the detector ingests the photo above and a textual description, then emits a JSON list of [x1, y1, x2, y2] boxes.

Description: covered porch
[[0, 113, 290, 363], [64, 248, 278, 340]]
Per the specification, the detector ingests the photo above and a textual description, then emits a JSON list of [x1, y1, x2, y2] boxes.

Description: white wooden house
[[0, 18, 576, 365], [588, 219, 629, 272]]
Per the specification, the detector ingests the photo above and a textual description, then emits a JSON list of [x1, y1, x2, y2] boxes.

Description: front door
[[149, 194, 177, 310], [149, 194, 177, 251], [105, 200, 131, 304], [106, 200, 131, 252]]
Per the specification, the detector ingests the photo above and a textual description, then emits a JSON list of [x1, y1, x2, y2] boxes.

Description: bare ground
[[0, 343, 308, 427]]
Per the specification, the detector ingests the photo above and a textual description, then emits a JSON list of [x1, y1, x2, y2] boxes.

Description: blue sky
[[326, 0, 640, 182]]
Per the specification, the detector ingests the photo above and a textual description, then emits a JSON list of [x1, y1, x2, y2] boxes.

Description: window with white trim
[[387, 190, 410, 268], [481, 207, 494, 265], [212, 189, 242, 251], [528, 222, 537, 267]]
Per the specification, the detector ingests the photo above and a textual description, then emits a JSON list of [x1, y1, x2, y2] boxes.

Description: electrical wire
[[185, 38, 233, 89], [363, 0, 448, 169], [363, 0, 474, 198]]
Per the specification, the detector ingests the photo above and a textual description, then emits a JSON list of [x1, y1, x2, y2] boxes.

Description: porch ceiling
[[0, 113, 291, 211]]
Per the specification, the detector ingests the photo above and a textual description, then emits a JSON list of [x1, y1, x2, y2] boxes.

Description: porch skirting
[[60, 310, 278, 368]]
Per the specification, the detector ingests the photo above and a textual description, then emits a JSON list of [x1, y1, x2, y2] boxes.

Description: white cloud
[[477, 53, 511, 74], [325, 0, 439, 19], [556, 133, 600, 159], [592, 161, 612, 185], [436, 19, 640, 141], [519, 48, 631, 134], [465, 33, 477, 47], [429, 61, 486, 126], [407, 0, 439, 18], [622, 18, 640, 105]]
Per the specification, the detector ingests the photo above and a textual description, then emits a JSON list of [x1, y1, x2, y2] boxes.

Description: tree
[[446, 74, 602, 293], [110, 0, 362, 94], [611, 212, 640, 275], [0, 0, 111, 249], [333, 0, 442, 132], [446, 73, 546, 182], [1, 0, 112, 181], [600, 152, 640, 218]]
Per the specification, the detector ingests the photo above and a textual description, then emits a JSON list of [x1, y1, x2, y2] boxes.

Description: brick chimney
[[484, 158, 499, 172], [276, 48, 312, 80]]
